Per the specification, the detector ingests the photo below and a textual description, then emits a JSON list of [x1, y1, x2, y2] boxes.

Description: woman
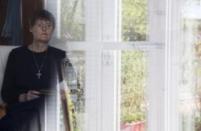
[[0, 9, 70, 131]]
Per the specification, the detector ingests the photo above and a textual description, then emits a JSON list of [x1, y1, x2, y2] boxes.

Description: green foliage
[[121, 0, 148, 123], [122, 112, 145, 123], [195, 115, 201, 131], [122, 0, 148, 41], [121, 51, 147, 123]]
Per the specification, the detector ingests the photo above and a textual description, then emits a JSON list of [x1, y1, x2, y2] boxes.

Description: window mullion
[[165, 0, 183, 131], [147, 49, 165, 131], [44, 0, 61, 38]]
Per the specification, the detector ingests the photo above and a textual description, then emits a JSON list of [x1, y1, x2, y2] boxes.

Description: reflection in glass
[[61, 51, 85, 131], [61, 0, 85, 41], [120, 51, 147, 131]]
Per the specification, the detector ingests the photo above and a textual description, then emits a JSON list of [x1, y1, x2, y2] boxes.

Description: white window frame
[[45, 0, 185, 131], [165, 0, 183, 131], [66, 0, 166, 130]]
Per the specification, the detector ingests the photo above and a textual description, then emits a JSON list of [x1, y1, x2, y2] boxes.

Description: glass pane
[[61, 51, 85, 131], [60, 0, 85, 41], [120, 50, 147, 131], [180, 1, 201, 131], [121, 0, 148, 41]]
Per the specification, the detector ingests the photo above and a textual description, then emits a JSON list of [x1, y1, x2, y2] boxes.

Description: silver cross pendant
[[36, 70, 42, 79]]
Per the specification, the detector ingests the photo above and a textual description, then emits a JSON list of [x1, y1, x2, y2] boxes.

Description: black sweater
[[1, 46, 66, 107]]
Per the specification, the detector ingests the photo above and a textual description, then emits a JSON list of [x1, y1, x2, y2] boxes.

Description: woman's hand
[[19, 90, 41, 102]]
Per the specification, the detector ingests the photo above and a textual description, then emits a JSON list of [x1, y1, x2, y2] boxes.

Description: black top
[[1, 46, 66, 107]]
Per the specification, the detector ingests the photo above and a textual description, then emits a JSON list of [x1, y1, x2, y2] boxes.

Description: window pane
[[180, 1, 201, 131], [60, 0, 85, 41], [120, 51, 147, 131], [121, 0, 148, 41], [62, 51, 85, 131]]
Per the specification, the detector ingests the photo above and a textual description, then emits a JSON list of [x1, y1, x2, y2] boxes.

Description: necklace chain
[[32, 50, 48, 79]]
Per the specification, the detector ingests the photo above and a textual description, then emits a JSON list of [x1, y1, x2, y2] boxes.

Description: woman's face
[[30, 19, 54, 43]]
